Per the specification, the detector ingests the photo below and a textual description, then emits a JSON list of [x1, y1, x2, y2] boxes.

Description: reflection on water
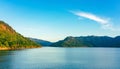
[[0, 47, 120, 69], [0, 50, 14, 69]]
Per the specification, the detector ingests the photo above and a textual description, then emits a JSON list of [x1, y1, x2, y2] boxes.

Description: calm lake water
[[0, 47, 120, 69]]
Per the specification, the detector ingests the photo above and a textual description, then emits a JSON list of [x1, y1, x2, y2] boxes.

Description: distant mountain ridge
[[28, 38, 52, 46], [0, 21, 41, 50], [1, 20, 120, 49], [51, 36, 120, 47]]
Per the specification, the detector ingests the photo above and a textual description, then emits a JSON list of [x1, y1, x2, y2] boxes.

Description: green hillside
[[0, 21, 41, 50], [52, 36, 93, 47]]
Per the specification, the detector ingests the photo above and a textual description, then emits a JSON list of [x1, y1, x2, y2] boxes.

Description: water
[[0, 47, 120, 69]]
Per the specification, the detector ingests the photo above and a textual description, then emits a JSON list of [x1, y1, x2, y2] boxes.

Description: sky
[[0, 0, 120, 42]]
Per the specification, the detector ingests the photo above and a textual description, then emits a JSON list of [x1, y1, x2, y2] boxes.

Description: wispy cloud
[[70, 11, 117, 31]]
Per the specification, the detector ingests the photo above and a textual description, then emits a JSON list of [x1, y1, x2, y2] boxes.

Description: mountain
[[28, 38, 52, 46], [114, 36, 120, 47], [51, 36, 120, 47], [51, 36, 93, 47], [0, 21, 41, 50]]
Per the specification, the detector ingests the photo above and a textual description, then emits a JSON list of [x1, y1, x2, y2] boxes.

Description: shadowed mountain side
[[51, 36, 120, 47]]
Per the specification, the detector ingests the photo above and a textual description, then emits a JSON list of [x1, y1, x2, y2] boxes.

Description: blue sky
[[0, 0, 120, 42]]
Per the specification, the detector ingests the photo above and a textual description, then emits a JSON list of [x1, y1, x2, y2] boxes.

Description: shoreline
[[0, 46, 41, 50], [0, 47, 10, 50]]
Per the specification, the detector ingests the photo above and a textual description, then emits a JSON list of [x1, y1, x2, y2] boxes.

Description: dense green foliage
[[0, 21, 41, 49], [52, 36, 93, 47], [51, 36, 120, 47]]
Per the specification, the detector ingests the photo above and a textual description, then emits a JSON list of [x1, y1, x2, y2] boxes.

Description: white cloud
[[70, 11, 117, 31], [73, 11, 108, 24]]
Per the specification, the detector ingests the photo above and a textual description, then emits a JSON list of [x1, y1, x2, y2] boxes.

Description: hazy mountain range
[[28, 38, 52, 46]]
